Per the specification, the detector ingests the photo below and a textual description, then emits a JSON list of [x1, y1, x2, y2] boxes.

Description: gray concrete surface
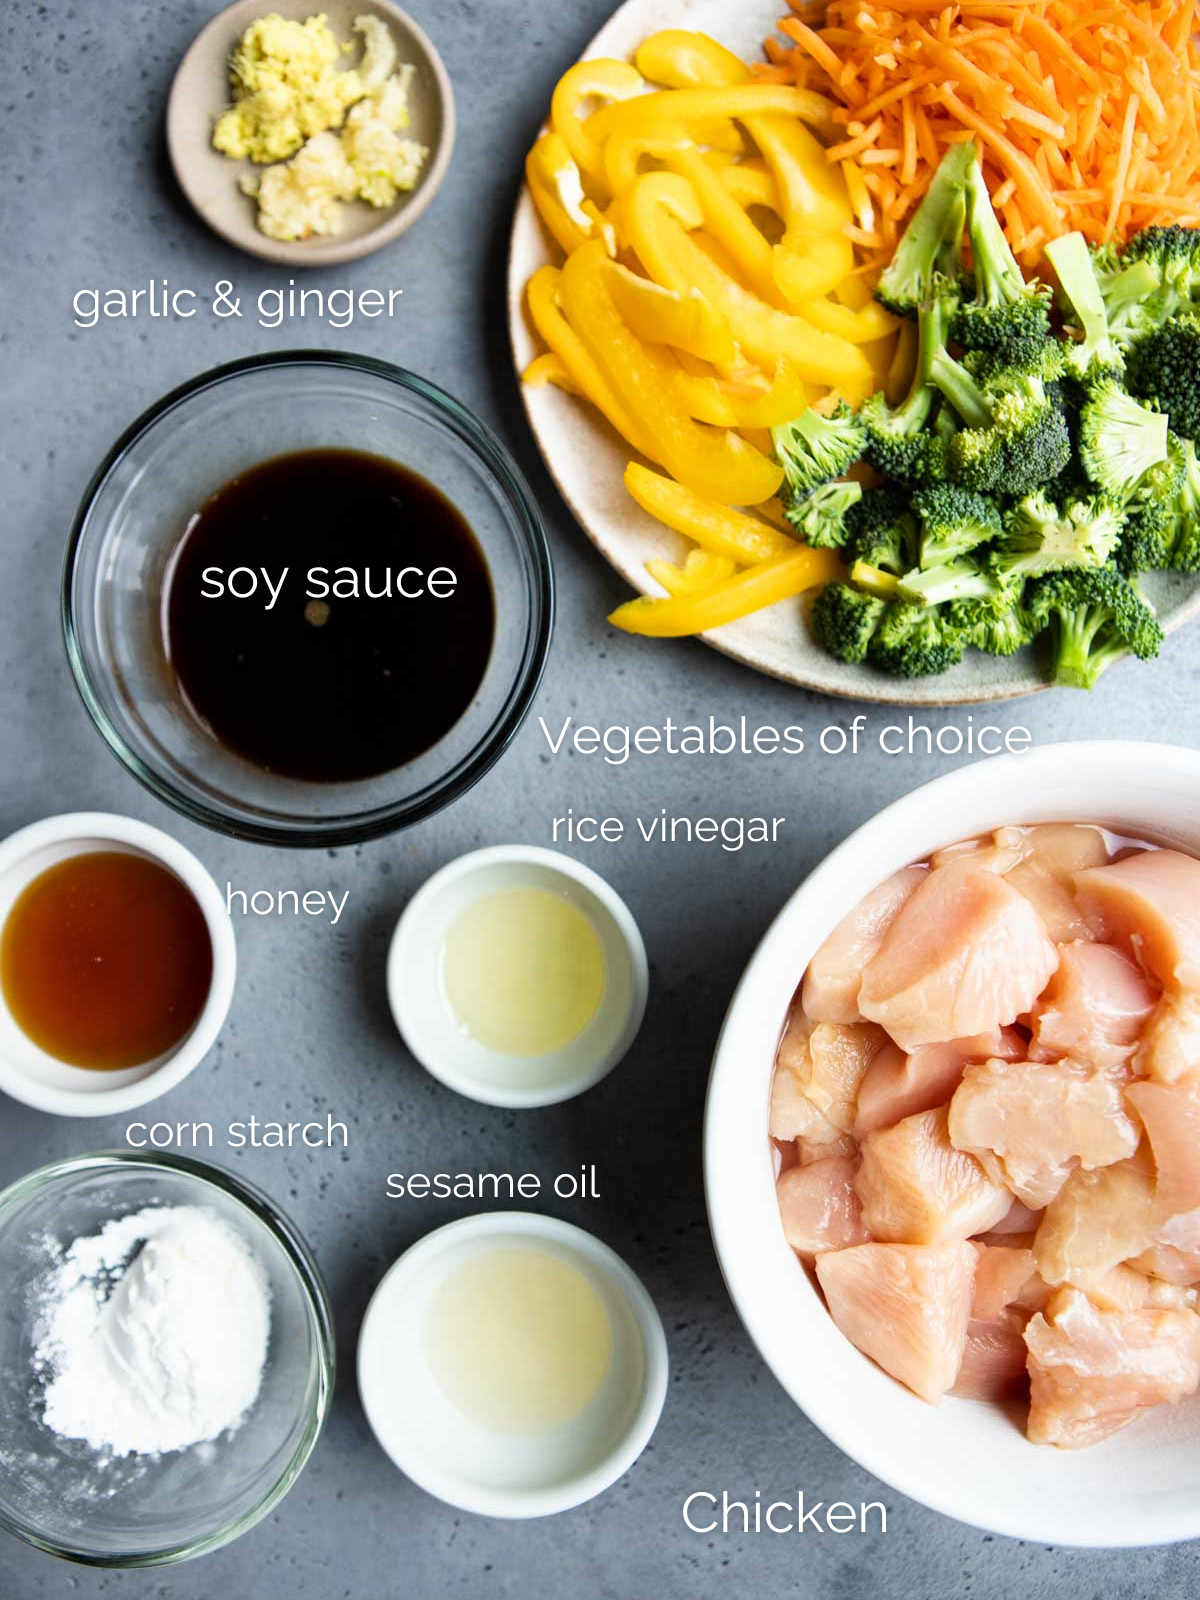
[[4, 2, 1200, 1595]]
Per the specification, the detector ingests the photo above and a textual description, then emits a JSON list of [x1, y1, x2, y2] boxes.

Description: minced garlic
[[216, 13, 429, 240]]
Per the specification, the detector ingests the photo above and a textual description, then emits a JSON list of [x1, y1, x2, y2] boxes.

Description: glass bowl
[[63, 353, 554, 847], [0, 1151, 334, 1566]]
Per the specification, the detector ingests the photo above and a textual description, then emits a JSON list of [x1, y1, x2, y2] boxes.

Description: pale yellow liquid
[[426, 1247, 613, 1433], [440, 887, 605, 1057]]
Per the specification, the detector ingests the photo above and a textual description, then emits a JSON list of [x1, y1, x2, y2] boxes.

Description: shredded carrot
[[758, 0, 1200, 265]]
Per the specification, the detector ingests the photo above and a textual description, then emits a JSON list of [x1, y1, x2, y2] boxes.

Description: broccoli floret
[[1125, 313, 1200, 441], [897, 556, 1014, 609], [1044, 231, 1124, 380], [947, 595, 1037, 656], [910, 483, 1001, 567], [990, 489, 1124, 580], [876, 142, 972, 316], [923, 317, 1071, 494], [951, 153, 1052, 355], [842, 483, 920, 577], [860, 299, 950, 483], [1159, 434, 1200, 570], [810, 582, 886, 663], [963, 338, 1065, 389], [772, 404, 867, 497], [1094, 228, 1200, 349], [868, 600, 968, 677], [783, 479, 864, 546], [1027, 568, 1164, 690], [1077, 378, 1170, 496], [1123, 226, 1200, 301]]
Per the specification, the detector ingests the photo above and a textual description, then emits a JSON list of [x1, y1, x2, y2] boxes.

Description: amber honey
[[0, 852, 213, 1069]]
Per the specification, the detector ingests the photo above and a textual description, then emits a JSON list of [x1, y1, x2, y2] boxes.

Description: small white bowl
[[387, 846, 648, 1107], [357, 1211, 668, 1517], [0, 813, 236, 1117], [706, 741, 1200, 1549]]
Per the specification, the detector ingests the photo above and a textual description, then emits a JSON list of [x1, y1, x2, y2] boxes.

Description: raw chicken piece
[[856, 1106, 1010, 1244], [984, 1198, 1045, 1237], [795, 1134, 858, 1166], [1024, 1287, 1200, 1447], [816, 1241, 976, 1403], [1029, 942, 1157, 1070], [770, 1015, 885, 1142], [770, 1012, 836, 1143], [1074, 848, 1200, 989], [1005, 825, 1111, 943], [859, 863, 1058, 1051], [854, 1027, 1025, 1140], [1034, 1156, 1158, 1287], [1140, 1278, 1199, 1309], [1085, 1264, 1153, 1312], [801, 866, 926, 1024], [949, 1057, 1138, 1209], [776, 1157, 870, 1255], [1126, 1080, 1200, 1216], [930, 828, 1029, 875], [1135, 993, 1200, 1084], [953, 1310, 1030, 1401], [1131, 1241, 1200, 1287], [972, 1245, 1037, 1319]]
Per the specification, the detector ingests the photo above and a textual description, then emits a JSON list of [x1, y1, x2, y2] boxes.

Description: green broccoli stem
[[927, 347, 993, 429], [1052, 605, 1119, 689], [964, 156, 1024, 306], [1044, 232, 1109, 354], [876, 142, 972, 312]]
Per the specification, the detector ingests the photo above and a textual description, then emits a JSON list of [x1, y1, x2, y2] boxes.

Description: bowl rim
[[355, 1209, 669, 1517], [0, 1148, 336, 1567], [386, 844, 650, 1107], [61, 350, 555, 848], [0, 812, 237, 1117], [165, 0, 458, 268], [704, 739, 1200, 1548]]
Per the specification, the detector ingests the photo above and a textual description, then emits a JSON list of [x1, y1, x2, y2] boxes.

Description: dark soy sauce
[[165, 449, 495, 782]]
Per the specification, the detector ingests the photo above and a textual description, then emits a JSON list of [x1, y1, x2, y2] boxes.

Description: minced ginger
[[214, 13, 428, 241]]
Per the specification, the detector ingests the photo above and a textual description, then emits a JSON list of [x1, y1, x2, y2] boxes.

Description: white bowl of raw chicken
[[705, 740, 1200, 1548]]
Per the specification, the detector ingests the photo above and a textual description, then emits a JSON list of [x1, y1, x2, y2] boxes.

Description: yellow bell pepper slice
[[646, 549, 738, 596], [834, 269, 876, 311], [622, 173, 872, 392], [609, 545, 842, 636], [522, 351, 578, 392], [800, 296, 901, 344], [602, 119, 746, 196], [718, 163, 779, 214], [674, 359, 811, 429], [587, 85, 837, 148], [663, 145, 777, 301], [526, 266, 658, 461], [560, 243, 782, 506], [625, 463, 794, 563], [525, 133, 594, 256], [634, 31, 748, 89], [772, 235, 857, 305], [743, 113, 851, 235], [551, 60, 645, 189], [605, 263, 737, 364]]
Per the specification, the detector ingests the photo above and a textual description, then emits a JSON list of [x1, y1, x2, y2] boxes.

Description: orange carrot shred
[[759, 0, 1200, 267]]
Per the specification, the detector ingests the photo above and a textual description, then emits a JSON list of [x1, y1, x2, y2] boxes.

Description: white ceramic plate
[[506, 0, 1200, 705]]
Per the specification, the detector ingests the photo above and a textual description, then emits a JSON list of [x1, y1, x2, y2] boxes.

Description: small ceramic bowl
[[166, 0, 455, 265], [387, 846, 648, 1107], [357, 1211, 668, 1517], [705, 740, 1200, 1548], [0, 814, 235, 1117]]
